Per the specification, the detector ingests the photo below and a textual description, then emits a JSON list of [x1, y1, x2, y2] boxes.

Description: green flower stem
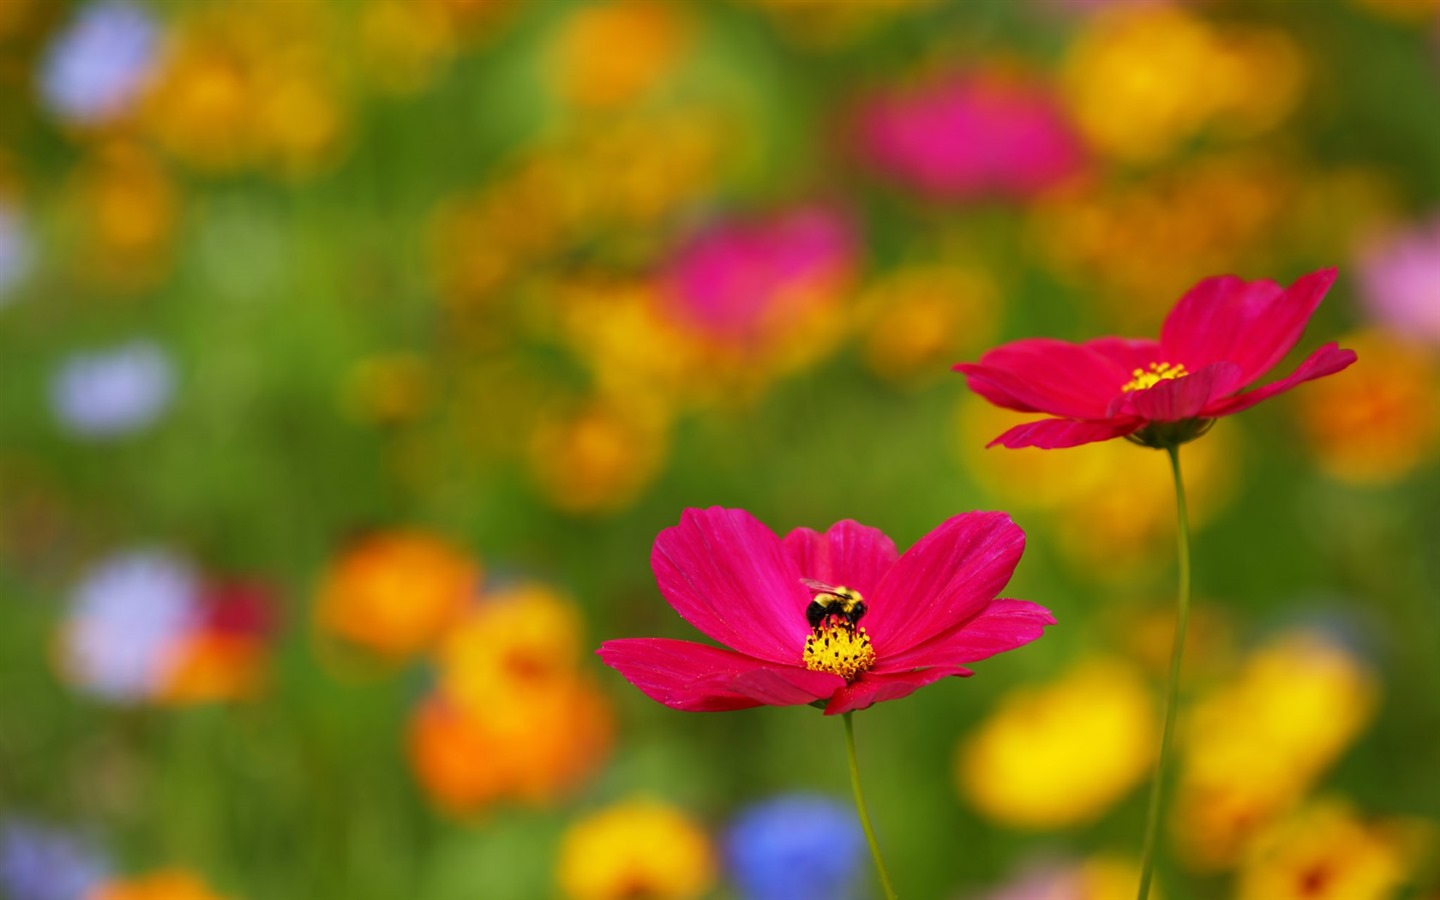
[[843, 711, 898, 900], [1136, 444, 1193, 900]]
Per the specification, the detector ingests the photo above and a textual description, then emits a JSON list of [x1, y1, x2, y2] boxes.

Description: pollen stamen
[[803, 622, 876, 682], [1122, 361, 1189, 392]]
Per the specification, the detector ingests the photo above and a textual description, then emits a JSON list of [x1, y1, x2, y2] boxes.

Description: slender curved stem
[[843, 711, 898, 900], [1136, 445, 1193, 899]]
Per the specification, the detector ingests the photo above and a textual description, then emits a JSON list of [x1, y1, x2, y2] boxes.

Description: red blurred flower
[[954, 269, 1357, 449], [598, 507, 1053, 716]]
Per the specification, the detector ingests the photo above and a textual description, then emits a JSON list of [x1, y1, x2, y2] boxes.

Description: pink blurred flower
[[854, 68, 1086, 202], [1357, 217, 1440, 344], [598, 507, 1053, 716], [955, 269, 1357, 449], [662, 206, 856, 343]]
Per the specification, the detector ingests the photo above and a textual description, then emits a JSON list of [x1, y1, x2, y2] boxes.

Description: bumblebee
[[801, 578, 867, 630]]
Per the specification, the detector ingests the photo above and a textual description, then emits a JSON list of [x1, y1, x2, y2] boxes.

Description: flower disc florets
[[803, 622, 876, 682]]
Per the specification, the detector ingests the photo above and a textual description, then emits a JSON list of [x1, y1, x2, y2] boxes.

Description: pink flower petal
[[956, 338, 1131, 418], [598, 638, 842, 712], [1107, 361, 1245, 421], [1203, 342, 1358, 417], [876, 599, 1055, 672], [1160, 269, 1337, 385], [651, 507, 813, 664], [782, 520, 899, 601], [824, 666, 972, 715], [1084, 336, 1165, 374], [987, 417, 1142, 449], [865, 512, 1025, 656]]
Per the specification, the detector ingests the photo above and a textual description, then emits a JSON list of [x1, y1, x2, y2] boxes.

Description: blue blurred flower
[[0, 202, 33, 306], [0, 819, 109, 900], [59, 549, 199, 702], [725, 794, 865, 900], [39, 0, 161, 126], [50, 339, 176, 439]]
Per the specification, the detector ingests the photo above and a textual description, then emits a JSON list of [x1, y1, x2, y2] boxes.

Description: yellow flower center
[[803, 623, 876, 682], [1122, 361, 1189, 392]]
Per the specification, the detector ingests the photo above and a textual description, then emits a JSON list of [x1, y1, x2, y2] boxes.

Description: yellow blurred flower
[[356, 0, 456, 95], [1028, 153, 1297, 330], [88, 870, 229, 900], [143, 3, 349, 177], [1060, 6, 1303, 164], [255, 56, 349, 179], [314, 531, 477, 661], [1174, 630, 1379, 870], [857, 262, 1000, 389], [435, 582, 585, 709], [66, 140, 178, 293], [527, 399, 669, 516], [542, 275, 696, 414], [1079, 855, 1154, 900], [1294, 330, 1440, 485], [556, 798, 716, 900], [1236, 801, 1408, 900], [428, 110, 729, 319], [955, 394, 1241, 580], [547, 1, 690, 109], [957, 659, 1155, 830]]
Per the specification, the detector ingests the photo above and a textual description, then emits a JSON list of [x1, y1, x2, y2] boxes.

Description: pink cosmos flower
[[598, 507, 1053, 716], [1357, 217, 1440, 345], [955, 268, 1358, 449], [662, 206, 856, 344], [854, 67, 1086, 202]]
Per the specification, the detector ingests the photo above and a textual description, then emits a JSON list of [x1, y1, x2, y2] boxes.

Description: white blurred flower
[[59, 549, 199, 702], [49, 340, 176, 439], [39, 0, 161, 126]]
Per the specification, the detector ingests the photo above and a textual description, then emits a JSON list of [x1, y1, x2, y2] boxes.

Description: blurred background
[[1, 0, 1438, 897]]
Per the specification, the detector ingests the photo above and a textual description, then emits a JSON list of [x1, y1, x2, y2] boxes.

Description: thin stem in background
[[843, 711, 898, 900], [1136, 444, 1193, 900]]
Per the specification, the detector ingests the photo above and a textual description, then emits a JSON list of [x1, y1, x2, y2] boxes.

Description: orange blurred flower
[[409, 584, 614, 814], [527, 399, 669, 516], [315, 531, 477, 661], [547, 1, 690, 109], [1294, 330, 1439, 485], [1236, 801, 1411, 900], [88, 870, 229, 900], [409, 676, 612, 813], [66, 140, 178, 293]]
